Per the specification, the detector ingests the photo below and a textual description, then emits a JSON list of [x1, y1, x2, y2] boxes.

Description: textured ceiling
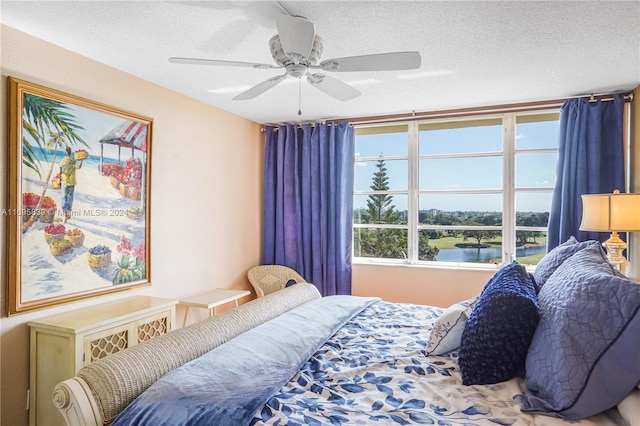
[[1, 1, 639, 125]]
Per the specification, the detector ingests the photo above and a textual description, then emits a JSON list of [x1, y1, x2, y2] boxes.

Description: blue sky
[[354, 120, 559, 212], [65, 104, 132, 161], [28, 100, 145, 167]]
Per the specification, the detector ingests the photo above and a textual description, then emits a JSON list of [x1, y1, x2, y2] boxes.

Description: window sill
[[353, 258, 538, 274], [353, 258, 501, 272]]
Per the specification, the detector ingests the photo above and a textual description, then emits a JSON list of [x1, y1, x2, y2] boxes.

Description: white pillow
[[425, 296, 478, 356], [616, 385, 640, 426]]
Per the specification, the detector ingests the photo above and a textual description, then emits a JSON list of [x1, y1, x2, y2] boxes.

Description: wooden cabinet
[[28, 296, 177, 426]]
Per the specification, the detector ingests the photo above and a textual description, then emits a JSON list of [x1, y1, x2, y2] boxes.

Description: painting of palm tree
[[21, 94, 88, 232], [7, 78, 152, 315]]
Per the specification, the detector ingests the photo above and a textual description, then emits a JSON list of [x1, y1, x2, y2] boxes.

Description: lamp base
[[602, 231, 630, 275]]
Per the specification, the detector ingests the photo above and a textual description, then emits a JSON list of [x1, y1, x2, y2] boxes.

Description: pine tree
[[366, 159, 396, 224], [355, 158, 438, 260]]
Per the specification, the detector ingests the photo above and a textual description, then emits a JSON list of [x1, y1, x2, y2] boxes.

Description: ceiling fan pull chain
[[298, 77, 302, 116]]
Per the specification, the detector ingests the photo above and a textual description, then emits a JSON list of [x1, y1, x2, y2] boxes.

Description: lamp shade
[[580, 191, 640, 232]]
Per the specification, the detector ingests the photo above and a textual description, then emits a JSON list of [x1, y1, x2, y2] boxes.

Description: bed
[[54, 240, 640, 426]]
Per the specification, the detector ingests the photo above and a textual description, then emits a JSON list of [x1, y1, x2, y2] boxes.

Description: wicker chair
[[247, 265, 306, 297]]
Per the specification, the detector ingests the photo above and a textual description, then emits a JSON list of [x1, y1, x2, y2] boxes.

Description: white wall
[[0, 25, 263, 425]]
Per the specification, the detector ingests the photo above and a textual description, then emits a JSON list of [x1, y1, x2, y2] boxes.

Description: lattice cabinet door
[[83, 323, 132, 365], [136, 311, 171, 343]]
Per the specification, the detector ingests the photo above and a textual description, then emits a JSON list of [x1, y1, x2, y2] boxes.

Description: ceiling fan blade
[[233, 74, 288, 100], [276, 15, 315, 60], [169, 57, 280, 70], [318, 51, 422, 72], [307, 73, 361, 102]]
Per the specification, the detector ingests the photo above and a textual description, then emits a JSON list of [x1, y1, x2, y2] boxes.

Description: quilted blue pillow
[[522, 243, 640, 419], [458, 261, 539, 385], [533, 237, 597, 290]]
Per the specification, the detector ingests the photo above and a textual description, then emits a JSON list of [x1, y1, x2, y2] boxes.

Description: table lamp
[[580, 190, 640, 274]]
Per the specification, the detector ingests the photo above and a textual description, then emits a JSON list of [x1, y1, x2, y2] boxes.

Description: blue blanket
[[112, 295, 378, 426]]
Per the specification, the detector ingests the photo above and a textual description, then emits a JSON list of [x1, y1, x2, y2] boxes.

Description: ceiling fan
[[169, 15, 421, 104]]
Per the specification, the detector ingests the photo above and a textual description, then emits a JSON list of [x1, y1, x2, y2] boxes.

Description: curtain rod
[[260, 121, 329, 133], [348, 93, 633, 126], [261, 92, 633, 131]]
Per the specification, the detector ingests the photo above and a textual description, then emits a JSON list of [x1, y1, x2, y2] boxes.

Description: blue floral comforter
[[250, 301, 618, 426]]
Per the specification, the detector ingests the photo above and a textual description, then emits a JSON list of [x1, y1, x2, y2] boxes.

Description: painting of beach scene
[[6, 78, 152, 315]]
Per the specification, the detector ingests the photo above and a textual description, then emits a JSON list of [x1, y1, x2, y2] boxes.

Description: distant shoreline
[[33, 147, 130, 170]]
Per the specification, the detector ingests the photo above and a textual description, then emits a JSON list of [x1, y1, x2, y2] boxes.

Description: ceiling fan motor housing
[[269, 35, 323, 69]]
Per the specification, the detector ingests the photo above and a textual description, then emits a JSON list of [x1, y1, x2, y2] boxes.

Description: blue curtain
[[263, 122, 354, 296], [547, 95, 625, 249]]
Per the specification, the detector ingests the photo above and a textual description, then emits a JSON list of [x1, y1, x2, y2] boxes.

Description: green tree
[[462, 229, 490, 247], [355, 159, 438, 260], [432, 212, 462, 226], [462, 224, 499, 247], [358, 159, 405, 258], [418, 231, 439, 261], [366, 159, 396, 224], [460, 214, 500, 247], [515, 212, 549, 245]]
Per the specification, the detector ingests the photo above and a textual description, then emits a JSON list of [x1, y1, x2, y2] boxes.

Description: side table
[[179, 288, 251, 327]]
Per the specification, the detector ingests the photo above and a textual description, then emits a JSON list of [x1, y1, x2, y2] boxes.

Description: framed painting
[[6, 77, 153, 315]]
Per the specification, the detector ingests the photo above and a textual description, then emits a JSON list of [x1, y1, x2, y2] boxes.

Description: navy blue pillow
[[458, 261, 539, 385], [285, 279, 297, 288]]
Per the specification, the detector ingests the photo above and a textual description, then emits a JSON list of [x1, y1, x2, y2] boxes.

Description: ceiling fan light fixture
[[287, 63, 308, 78]]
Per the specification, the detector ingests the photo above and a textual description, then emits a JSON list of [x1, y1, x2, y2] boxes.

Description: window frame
[[353, 110, 560, 268]]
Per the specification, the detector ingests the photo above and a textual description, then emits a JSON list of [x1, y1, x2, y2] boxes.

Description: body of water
[[435, 245, 546, 263], [34, 148, 121, 170]]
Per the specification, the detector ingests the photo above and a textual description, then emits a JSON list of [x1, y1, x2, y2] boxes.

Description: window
[[353, 112, 560, 267], [354, 125, 409, 260]]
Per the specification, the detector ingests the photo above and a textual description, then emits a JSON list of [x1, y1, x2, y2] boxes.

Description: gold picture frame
[[6, 77, 153, 315]]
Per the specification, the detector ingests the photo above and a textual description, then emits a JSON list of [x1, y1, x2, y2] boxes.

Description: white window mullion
[[502, 114, 516, 263], [407, 121, 419, 264]]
